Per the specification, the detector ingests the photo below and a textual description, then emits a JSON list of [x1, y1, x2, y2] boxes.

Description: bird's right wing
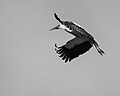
[[71, 22, 94, 40], [55, 37, 92, 63], [53, 13, 94, 40], [58, 20, 94, 40]]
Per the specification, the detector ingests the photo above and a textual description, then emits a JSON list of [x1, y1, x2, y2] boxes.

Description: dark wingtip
[[54, 13, 57, 16], [55, 43, 57, 48], [53, 13, 63, 24], [54, 13, 58, 20]]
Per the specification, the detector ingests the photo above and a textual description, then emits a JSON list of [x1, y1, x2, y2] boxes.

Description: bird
[[50, 13, 105, 63]]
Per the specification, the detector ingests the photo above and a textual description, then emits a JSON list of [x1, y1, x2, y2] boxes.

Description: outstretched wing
[[55, 37, 92, 63]]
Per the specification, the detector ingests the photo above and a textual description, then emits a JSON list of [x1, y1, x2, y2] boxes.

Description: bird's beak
[[49, 25, 59, 31]]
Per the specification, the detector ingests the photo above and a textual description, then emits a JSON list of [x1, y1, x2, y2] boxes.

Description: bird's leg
[[93, 42, 105, 56]]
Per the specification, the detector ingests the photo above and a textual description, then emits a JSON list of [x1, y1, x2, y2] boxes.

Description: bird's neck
[[60, 24, 72, 32]]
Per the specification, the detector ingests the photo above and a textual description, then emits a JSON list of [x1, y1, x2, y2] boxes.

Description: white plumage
[[59, 24, 72, 32]]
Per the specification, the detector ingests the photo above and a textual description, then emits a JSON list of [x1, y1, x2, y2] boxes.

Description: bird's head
[[49, 25, 60, 31]]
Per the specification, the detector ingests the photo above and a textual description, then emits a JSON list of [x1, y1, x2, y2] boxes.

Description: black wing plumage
[[55, 37, 92, 63], [54, 13, 63, 24]]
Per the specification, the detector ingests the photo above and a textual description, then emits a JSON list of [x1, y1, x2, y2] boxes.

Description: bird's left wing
[[55, 37, 92, 63]]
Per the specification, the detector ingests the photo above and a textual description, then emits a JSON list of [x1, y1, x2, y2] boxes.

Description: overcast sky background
[[0, 0, 120, 96]]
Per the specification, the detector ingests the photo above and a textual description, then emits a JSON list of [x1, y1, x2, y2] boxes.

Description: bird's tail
[[92, 40, 105, 56]]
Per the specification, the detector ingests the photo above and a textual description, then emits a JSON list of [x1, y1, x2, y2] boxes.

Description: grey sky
[[0, 0, 120, 96]]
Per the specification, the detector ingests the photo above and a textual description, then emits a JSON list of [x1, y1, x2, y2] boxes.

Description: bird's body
[[50, 13, 105, 63]]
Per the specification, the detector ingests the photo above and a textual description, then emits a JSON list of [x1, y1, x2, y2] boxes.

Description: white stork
[[50, 13, 105, 63]]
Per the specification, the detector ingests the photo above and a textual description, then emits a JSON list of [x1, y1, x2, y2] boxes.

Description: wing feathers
[[55, 41, 92, 63]]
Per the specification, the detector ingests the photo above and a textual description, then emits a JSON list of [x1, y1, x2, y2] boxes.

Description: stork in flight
[[50, 13, 105, 63]]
